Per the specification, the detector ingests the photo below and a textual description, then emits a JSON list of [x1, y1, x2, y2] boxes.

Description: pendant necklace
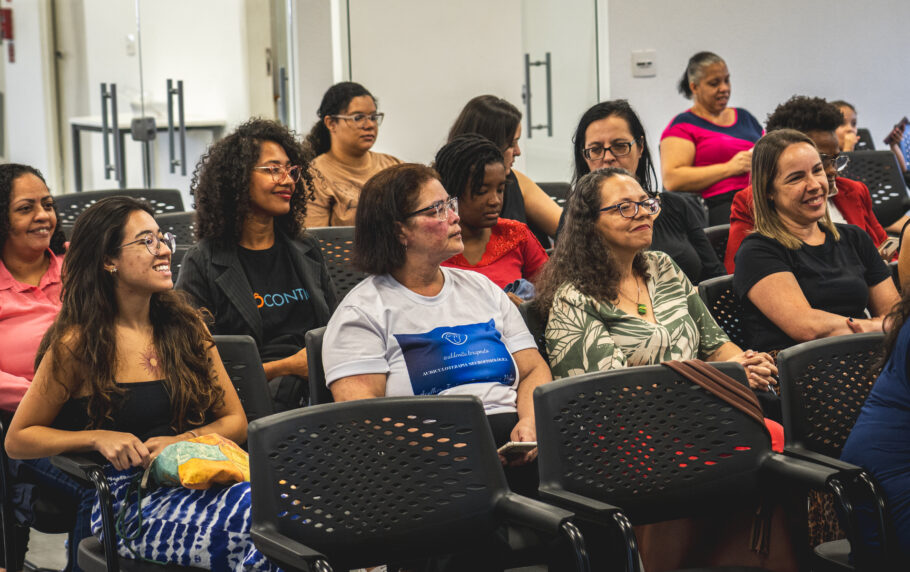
[[618, 277, 648, 316]]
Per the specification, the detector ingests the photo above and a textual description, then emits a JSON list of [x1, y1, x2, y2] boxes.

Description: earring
[[108, 267, 117, 274]]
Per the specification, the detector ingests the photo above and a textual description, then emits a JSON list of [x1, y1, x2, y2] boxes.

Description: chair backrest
[[703, 224, 730, 265], [518, 300, 550, 364], [535, 362, 769, 524], [777, 332, 885, 459], [842, 151, 910, 227], [889, 260, 901, 292], [248, 395, 509, 568], [305, 327, 334, 406], [169, 245, 189, 283], [213, 335, 275, 422], [855, 128, 875, 151], [307, 226, 369, 300], [539, 182, 571, 208], [697, 274, 747, 348], [157, 211, 197, 246], [55, 188, 184, 226]]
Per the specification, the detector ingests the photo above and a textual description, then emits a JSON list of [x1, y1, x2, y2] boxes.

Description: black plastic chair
[[518, 301, 549, 364], [842, 151, 910, 228], [855, 128, 875, 151], [304, 327, 333, 406], [697, 274, 747, 348], [533, 361, 872, 572], [213, 335, 275, 423], [539, 182, 571, 208], [307, 226, 368, 300], [55, 189, 184, 226], [889, 260, 901, 292], [703, 224, 730, 267], [169, 245, 189, 284], [248, 395, 591, 571], [156, 212, 196, 246]]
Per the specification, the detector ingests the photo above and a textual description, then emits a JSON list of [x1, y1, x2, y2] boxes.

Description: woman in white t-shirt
[[322, 163, 551, 482]]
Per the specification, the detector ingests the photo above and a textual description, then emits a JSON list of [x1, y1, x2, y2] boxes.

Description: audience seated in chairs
[[732, 129, 899, 355], [3, 196, 263, 571], [176, 119, 337, 412], [303, 81, 401, 227], [725, 96, 892, 272], [436, 134, 548, 303], [566, 99, 726, 284], [534, 167, 782, 423], [0, 163, 67, 569], [322, 163, 550, 496]]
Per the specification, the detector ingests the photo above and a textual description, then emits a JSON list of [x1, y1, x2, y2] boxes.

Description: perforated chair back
[[169, 245, 189, 283], [307, 226, 368, 300], [697, 274, 746, 348], [213, 335, 275, 422], [535, 362, 769, 524], [248, 396, 511, 568], [157, 211, 197, 246], [703, 224, 730, 265], [55, 188, 184, 226], [777, 333, 885, 460], [842, 151, 910, 227], [518, 301, 549, 364], [539, 182, 571, 207], [305, 327, 333, 406], [855, 128, 875, 151]]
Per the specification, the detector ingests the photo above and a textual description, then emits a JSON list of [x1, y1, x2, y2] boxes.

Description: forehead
[[585, 115, 634, 144], [838, 105, 856, 120], [257, 140, 290, 163], [698, 62, 728, 80], [481, 162, 506, 182], [345, 95, 376, 113], [122, 209, 159, 237], [776, 142, 820, 172], [10, 174, 50, 202], [416, 178, 448, 205], [599, 175, 646, 203]]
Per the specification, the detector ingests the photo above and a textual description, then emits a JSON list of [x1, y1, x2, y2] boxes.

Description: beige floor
[[23, 530, 68, 570]]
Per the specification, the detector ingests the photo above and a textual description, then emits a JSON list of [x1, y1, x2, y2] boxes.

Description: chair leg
[[85, 468, 119, 572]]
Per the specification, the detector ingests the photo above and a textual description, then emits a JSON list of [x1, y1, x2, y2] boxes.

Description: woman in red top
[[725, 96, 888, 273], [437, 134, 547, 303]]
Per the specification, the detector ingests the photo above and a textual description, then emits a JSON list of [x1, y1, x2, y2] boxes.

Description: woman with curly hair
[[303, 81, 400, 227], [5, 196, 254, 570], [177, 118, 337, 411]]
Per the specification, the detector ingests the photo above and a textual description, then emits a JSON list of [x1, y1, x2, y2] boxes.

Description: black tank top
[[52, 380, 175, 440]]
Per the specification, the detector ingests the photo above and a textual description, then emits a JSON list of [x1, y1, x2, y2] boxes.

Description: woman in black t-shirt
[[733, 129, 899, 352]]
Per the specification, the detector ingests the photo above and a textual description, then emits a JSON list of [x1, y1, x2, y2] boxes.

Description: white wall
[[291, 0, 336, 137], [608, 0, 910, 187]]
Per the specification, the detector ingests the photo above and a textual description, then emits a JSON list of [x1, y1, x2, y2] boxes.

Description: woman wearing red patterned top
[[436, 135, 547, 303]]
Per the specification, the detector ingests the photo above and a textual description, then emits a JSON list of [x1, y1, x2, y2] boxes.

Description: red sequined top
[[442, 219, 549, 288]]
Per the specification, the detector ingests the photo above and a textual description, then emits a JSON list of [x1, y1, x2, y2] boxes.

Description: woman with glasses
[[4, 196, 265, 570], [177, 119, 337, 411], [733, 129, 899, 354], [724, 96, 890, 273], [661, 52, 763, 225], [322, 163, 551, 494], [303, 81, 401, 227], [567, 100, 725, 284], [536, 167, 777, 394], [436, 134, 548, 303]]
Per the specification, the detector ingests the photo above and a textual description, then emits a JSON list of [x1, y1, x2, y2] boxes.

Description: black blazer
[[175, 232, 338, 347]]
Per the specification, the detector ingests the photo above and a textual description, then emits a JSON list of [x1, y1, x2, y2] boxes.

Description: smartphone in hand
[[497, 441, 537, 462]]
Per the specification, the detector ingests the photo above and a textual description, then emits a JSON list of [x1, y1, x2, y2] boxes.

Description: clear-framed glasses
[[253, 164, 303, 183], [583, 141, 635, 161], [819, 153, 849, 172], [331, 112, 385, 127], [599, 196, 661, 219], [405, 196, 458, 221], [118, 232, 176, 256]]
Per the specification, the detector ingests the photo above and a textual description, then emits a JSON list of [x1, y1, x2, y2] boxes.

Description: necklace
[[617, 277, 648, 316]]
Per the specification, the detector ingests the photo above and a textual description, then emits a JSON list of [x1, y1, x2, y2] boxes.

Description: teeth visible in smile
[[30, 228, 50, 234], [154, 264, 170, 272]]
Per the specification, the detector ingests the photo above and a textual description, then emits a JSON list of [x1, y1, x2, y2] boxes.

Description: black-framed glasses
[[405, 196, 458, 221], [118, 232, 176, 256], [819, 153, 849, 172], [599, 196, 661, 219], [583, 141, 635, 161], [253, 164, 303, 183], [332, 112, 385, 127]]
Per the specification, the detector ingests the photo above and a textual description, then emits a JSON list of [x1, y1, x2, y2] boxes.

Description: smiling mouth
[[28, 227, 52, 235], [153, 263, 172, 276]]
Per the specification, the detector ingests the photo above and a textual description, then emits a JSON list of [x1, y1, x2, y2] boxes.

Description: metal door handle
[[167, 79, 187, 176], [522, 52, 553, 139], [100, 83, 124, 185]]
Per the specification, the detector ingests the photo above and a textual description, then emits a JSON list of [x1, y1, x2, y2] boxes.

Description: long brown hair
[[37, 197, 223, 431]]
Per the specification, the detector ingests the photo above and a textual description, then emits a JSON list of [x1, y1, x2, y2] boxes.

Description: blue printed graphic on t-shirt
[[393, 320, 516, 396]]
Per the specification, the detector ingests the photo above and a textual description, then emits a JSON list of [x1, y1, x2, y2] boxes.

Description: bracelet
[[187, 430, 199, 438]]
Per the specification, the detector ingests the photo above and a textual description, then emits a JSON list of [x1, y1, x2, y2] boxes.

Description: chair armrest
[[761, 452, 852, 489], [49, 453, 107, 486], [538, 486, 625, 521], [783, 446, 866, 473], [495, 491, 573, 535], [250, 525, 330, 572]]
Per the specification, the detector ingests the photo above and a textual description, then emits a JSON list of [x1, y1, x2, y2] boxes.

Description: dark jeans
[[486, 412, 539, 499]]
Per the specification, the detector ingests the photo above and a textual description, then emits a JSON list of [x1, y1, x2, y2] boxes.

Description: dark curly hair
[[433, 134, 504, 201], [765, 96, 844, 134], [0, 164, 66, 255], [535, 168, 650, 320], [304, 82, 376, 156], [191, 118, 314, 244]]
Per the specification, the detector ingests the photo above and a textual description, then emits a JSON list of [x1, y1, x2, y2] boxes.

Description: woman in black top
[[177, 119, 337, 410], [565, 100, 725, 284], [733, 129, 899, 352]]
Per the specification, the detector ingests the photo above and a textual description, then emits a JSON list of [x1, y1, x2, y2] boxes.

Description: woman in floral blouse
[[535, 167, 777, 393]]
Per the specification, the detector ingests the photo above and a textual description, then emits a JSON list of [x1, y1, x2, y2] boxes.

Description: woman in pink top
[[0, 164, 65, 413], [661, 52, 763, 225]]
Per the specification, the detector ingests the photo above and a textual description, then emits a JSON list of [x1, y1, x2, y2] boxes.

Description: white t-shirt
[[323, 267, 537, 414]]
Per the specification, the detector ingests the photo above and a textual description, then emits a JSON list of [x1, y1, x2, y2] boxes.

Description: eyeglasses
[[583, 141, 635, 161], [405, 196, 458, 220], [819, 153, 849, 172], [253, 164, 303, 183], [118, 232, 176, 256], [331, 112, 385, 127], [599, 196, 661, 219]]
